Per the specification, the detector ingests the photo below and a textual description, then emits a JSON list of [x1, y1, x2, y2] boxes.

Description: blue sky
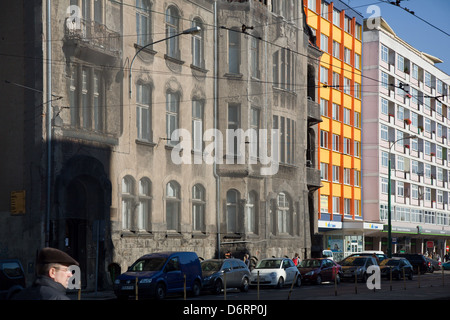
[[343, 0, 450, 76]]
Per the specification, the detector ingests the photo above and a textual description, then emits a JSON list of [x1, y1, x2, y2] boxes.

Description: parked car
[[250, 258, 301, 288], [379, 257, 414, 280], [114, 251, 202, 300], [298, 258, 342, 285], [339, 256, 378, 282], [442, 261, 450, 270], [425, 257, 441, 273], [392, 253, 428, 274], [201, 259, 250, 294], [344, 251, 387, 263], [0, 259, 26, 300]]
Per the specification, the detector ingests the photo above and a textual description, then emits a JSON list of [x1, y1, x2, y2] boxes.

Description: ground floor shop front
[[319, 219, 450, 261]]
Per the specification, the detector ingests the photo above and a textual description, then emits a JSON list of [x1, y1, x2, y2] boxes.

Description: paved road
[[71, 270, 450, 301]]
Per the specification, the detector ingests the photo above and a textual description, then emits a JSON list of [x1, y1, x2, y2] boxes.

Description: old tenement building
[[0, 0, 321, 290]]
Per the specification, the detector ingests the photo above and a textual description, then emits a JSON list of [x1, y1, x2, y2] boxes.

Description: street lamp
[[128, 26, 201, 98], [387, 133, 417, 258]]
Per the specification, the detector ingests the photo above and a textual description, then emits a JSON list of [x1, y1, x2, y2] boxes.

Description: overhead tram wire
[[380, 0, 450, 37]]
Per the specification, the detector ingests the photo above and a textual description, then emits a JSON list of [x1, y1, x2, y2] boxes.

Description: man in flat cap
[[11, 247, 79, 300]]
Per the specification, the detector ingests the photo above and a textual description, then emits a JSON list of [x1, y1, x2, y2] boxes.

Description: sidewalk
[[67, 290, 117, 300], [67, 284, 450, 300], [308, 284, 450, 300]]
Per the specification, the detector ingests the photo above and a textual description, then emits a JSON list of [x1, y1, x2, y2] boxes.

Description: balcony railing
[[65, 17, 120, 54]]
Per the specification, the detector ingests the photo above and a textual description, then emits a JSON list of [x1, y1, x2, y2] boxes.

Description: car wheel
[[276, 277, 284, 289], [155, 283, 166, 300], [240, 277, 249, 292], [316, 275, 322, 285], [191, 280, 201, 297], [212, 280, 223, 295]]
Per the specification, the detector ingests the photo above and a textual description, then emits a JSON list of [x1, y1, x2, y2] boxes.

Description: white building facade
[[362, 18, 450, 257]]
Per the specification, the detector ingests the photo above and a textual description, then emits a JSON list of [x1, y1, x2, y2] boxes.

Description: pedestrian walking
[[243, 253, 250, 268], [11, 247, 79, 300], [293, 253, 300, 266]]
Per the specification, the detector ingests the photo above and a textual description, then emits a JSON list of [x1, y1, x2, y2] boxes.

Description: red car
[[298, 258, 342, 285]]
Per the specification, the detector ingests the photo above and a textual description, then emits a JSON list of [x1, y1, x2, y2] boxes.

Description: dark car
[[298, 258, 342, 285], [425, 257, 441, 273], [379, 257, 414, 280], [339, 256, 378, 282], [114, 251, 202, 300], [0, 259, 26, 300], [201, 259, 250, 294], [392, 253, 428, 274]]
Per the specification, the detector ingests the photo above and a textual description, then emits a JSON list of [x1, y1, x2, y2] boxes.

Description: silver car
[[201, 259, 250, 294]]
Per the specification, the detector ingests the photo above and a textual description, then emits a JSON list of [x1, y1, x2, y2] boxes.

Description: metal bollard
[[334, 270, 338, 296], [135, 277, 138, 300], [418, 266, 421, 288], [257, 271, 260, 300], [184, 274, 187, 300], [287, 273, 296, 300], [389, 268, 392, 291], [403, 267, 406, 290], [223, 272, 227, 301]]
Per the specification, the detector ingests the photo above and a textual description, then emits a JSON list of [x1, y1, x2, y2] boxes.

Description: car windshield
[[255, 259, 282, 269], [201, 261, 222, 272], [0, 262, 23, 278], [130, 257, 167, 272], [380, 259, 400, 266], [299, 260, 321, 268], [340, 257, 366, 266]]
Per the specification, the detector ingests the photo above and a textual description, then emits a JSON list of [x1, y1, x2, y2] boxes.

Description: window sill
[[164, 54, 185, 65], [190, 64, 208, 74], [134, 43, 157, 56], [136, 139, 157, 148], [224, 73, 243, 79]]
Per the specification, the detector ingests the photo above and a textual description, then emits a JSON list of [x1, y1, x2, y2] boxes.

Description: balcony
[[306, 166, 322, 190], [64, 17, 121, 62], [307, 98, 322, 126]]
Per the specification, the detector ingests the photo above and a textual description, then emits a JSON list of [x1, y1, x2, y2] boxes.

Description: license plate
[[121, 285, 134, 290], [344, 273, 353, 278]]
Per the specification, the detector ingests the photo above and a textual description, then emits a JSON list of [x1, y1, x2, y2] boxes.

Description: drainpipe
[[213, 0, 221, 259], [45, 0, 52, 247]]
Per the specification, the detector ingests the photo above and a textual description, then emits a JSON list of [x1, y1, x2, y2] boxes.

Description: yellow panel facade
[[331, 185, 341, 197], [354, 128, 361, 141], [343, 125, 352, 138], [331, 152, 341, 165], [321, 181, 330, 195], [343, 155, 352, 168], [343, 185, 353, 198], [331, 121, 341, 134], [307, 0, 364, 222]]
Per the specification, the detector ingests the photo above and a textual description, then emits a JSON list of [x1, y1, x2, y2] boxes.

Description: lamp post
[[387, 134, 417, 258], [128, 26, 201, 98]]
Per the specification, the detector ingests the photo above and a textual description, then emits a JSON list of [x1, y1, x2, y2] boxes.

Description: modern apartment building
[[0, 0, 321, 290], [304, 0, 366, 260], [363, 18, 450, 257]]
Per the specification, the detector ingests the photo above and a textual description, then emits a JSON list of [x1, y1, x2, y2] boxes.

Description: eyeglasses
[[54, 266, 71, 273]]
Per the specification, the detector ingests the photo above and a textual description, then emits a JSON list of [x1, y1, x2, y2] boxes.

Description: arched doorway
[[55, 155, 111, 291]]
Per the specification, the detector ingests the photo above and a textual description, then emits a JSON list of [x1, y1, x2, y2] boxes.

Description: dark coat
[[10, 275, 70, 300]]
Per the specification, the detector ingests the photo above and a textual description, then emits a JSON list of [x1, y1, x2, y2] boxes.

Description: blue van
[[114, 251, 202, 300]]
